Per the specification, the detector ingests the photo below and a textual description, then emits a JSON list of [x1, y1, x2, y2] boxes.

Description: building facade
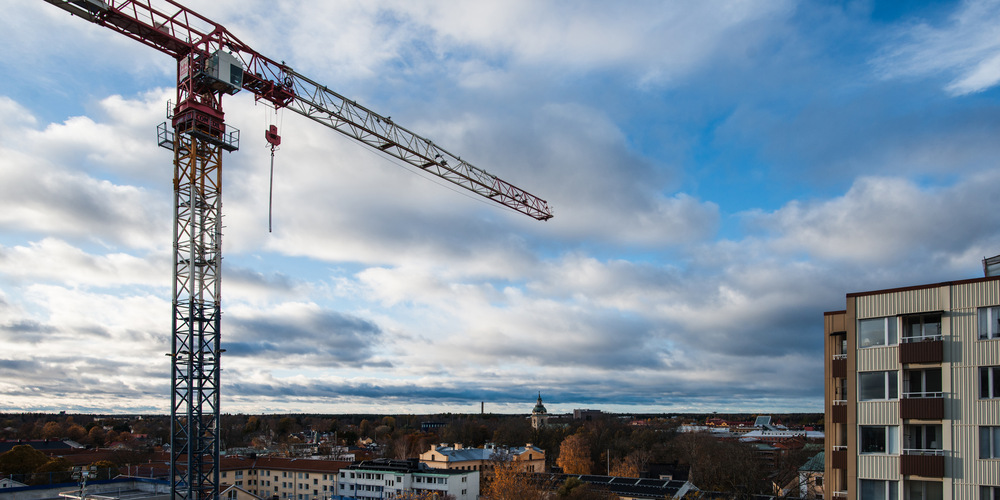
[[824, 275, 1000, 499], [335, 459, 478, 500], [419, 443, 546, 472], [219, 456, 350, 500]]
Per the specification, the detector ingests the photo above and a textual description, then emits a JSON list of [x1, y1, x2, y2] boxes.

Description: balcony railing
[[903, 391, 944, 399], [900, 338, 944, 364], [900, 452, 945, 477], [903, 448, 944, 456], [900, 394, 945, 420], [833, 353, 847, 360], [832, 445, 847, 451], [833, 490, 848, 498], [902, 334, 943, 343]]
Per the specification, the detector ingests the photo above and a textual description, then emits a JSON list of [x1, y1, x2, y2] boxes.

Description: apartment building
[[824, 275, 1000, 499], [335, 459, 479, 500], [219, 456, 350, 500]]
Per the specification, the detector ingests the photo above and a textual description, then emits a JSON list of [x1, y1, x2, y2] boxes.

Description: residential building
[[824, 274, 1000, 499], [419, 442, 546, 472], [219, 456, 350, 500], [335, 459, 478, 500]]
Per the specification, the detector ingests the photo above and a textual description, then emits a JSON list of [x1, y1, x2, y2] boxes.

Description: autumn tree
[[609, 449, 652, 478], [481, 460, 549, 500], [0, 445, 50, 475], [41, 421, 64, 440], [557, 432, 593, 475], [557, 477, 615, 499], [32, 457, 73, 485]]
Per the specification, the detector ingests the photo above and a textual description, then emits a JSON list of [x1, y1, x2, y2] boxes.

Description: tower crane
[[39, 1, 554, 499]]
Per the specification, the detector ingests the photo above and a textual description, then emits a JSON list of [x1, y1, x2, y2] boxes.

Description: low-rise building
[[419, 443, 545, 473], [219, 456, 350, 500], [335, 459, 478, 500]]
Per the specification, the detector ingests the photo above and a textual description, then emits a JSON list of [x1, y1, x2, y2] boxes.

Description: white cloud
[[874, 0, 1000, 95], [746, 173, 1000, 264]]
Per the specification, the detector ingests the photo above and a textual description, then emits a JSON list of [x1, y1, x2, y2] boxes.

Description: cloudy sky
[[2, 0, 1000, 415]]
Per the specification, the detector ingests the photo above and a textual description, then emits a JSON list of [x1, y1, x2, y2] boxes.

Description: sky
[[1, 0, 1000, 415]]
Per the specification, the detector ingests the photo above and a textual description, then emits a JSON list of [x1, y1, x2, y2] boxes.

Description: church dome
[[532, 393, 547, 414]]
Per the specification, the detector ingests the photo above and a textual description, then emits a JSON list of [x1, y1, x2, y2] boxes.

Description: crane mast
[[40, 1, 553, 500]]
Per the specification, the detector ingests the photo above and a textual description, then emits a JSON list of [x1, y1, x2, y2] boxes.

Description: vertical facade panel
[[857, 455, 899, 480], [951, 281, 1000, 310], [977, 340, 1000, 366], [855, 288, 941, 318], [857, 347, 899, 372], [857, 401, 899, 425]]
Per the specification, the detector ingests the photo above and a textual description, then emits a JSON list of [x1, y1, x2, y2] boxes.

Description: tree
[[557, 477, 615, 499], [557, 433, 593, 475], [41, 421, 64, 440], [609, 449, 651, 478], [481, 460, 548, 500], [31, 457, 73, 485], [0, 444, 50, 475]]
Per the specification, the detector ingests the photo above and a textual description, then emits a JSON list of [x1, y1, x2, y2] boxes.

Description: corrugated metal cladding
[[958, 421, 1000, 488], [855, 286, 941, 318], [857, 401, 898, 425], [951, 280, 1000, 310], [857, 346, 898, 372], [857, 454, 898, 480], [977, 338, 1000, 366], [978, 400, 1000, 424]]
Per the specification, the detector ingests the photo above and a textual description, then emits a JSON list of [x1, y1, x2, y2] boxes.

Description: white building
[[335, 459, 478, 500]]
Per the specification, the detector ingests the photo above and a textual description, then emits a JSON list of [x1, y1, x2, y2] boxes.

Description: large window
[[904, 368, 942, 398], [982, 427, 1000, 459], [904, 425, 941, 454], [982, 366, 1000, 399], [860, 371, 899, 401], [983, 485, 1000, 500], [861, 425, 899, 454], [980, 306, 1000, 340], [905, 480, 942, 500], [902, 313, 941, 342], [861, 479, 898, 500], [860, 317, 898, 348]]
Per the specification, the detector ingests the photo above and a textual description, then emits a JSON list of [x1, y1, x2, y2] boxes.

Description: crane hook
[[266, 125, 282, 233]]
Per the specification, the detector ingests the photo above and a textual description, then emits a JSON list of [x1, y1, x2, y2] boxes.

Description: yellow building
[[419, 443, 546, 473]]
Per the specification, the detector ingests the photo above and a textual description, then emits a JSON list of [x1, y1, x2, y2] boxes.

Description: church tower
[[531, 392, 549, 429]]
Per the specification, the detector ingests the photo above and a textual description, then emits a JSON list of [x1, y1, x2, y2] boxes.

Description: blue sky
[[2, 0, 1000, 415]]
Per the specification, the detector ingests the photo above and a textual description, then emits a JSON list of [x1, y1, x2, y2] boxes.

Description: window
[[902, 313, 941, 342], [860, 371, 899, 400], [860, 317, 898, 347], [982, 427, 1000, 459], [982, 366, 1000, 399], [904, 368, 941, 398], [861, 425, 899, 454], [904, 425, 941, 454], [982, 486, 1000, 500], [980, 306, 1000, 340], [860, 479, 898, 500], [905, 480, 942, 500]]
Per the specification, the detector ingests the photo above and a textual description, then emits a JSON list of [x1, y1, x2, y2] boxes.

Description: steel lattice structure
[[40, 1, 554, 499]]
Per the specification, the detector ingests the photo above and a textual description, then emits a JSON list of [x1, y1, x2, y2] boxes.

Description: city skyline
[[2, 0, 1000, 414]]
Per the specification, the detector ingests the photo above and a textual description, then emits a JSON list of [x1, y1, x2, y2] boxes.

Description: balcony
[[831, 448, 848, 469], [832, 357, 847, 378], [831, 402, 847, 423], [900, 393, 944, 420], [899, 336, 943, 364], [900, 449, 945, 477]]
